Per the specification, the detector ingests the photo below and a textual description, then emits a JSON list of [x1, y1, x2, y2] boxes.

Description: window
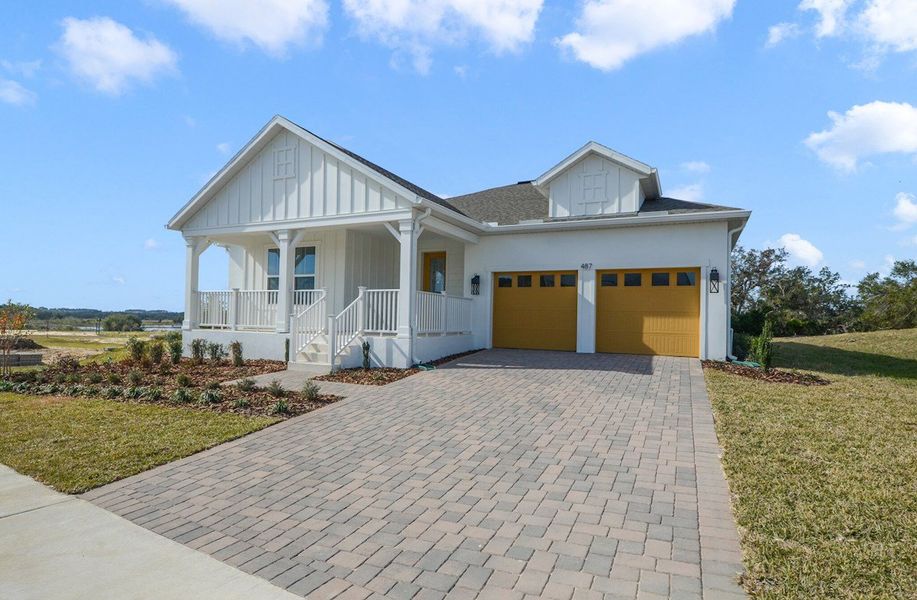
[[539, 274, 555, 287], [498, 275, 513, 288], [560, 274, 576, 287], [651, 272, 670, 286], [600, 273, 618, 287], [267, 246, 317, 291], [273, 147, 296, 179], [677, 271, 696, 286], [517, 275, 532, 288], [624, 273, 642, 287]]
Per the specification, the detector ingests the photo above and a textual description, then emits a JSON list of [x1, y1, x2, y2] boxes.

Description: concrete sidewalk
[[0, 465, 298, 600]]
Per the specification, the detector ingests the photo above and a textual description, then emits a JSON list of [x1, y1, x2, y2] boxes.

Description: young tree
[[0, 301, 35, 378], [857, 259, 917, 330]]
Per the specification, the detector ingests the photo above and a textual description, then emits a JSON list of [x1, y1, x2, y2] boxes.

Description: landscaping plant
[[237, 378, 256, 392], [190, 338, 206, 364], [302, 380, 320, 402], [175, 373, 192, 387], [749, 320, 774, 371], [167, 338, 183, 364], [229, 340, 243, 367], [126, 337, 147, 364], [148, 340, 165, 364], [361, 340, 371, 370], [0, 301, 34, 378], [272, 399, 289, 415], [206, 342, 226, 364], [199, 388, 221, 404], [127, 370, 144, 387], [170, 388, 192, 404], [267, 379, 285, 398]]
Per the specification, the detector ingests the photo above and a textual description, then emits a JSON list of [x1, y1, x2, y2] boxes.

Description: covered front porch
[[182, 216, 475, 369]]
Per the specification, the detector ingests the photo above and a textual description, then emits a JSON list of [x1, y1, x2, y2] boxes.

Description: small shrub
[[205, 380, 221, 390], [53, 372, 68, 385], [302, 381, 320, 402], [102, 386, 121, 399], [14, 382, 31, 394], [159, 363, 172, 376], [168, 339, 183, 364], [65, 372, 81, 384], [107, 372, 122, 386], [124, 386, 144, 399], [236, 378, 256, 392], [750, 320, 774, 371], [207, 342, 226, 363], [233, 397, 251, 409], [190, 339, 206, 364], [267, 379, 285, 398], [85, 385, 99, 397], [171, 388, 192, 404], [126, 337, 147, 364], [127, 370, 144, 386], [87, 372, 103, 384], [272, 399, 290, 415], [0, 381, 13, 392], [361, 340, 371, 370], [149, 340, 165, 364], [143, 387, 164, 401], [199, 388, 222, 404], [63, 385, 82, 396], [175, 373, 192, 387], [38, 384, 59, 395], [140, 356, 153, 369], [229, 340, 243, 367], [54, 355, 82, 372], [163, 331, 182, 344]]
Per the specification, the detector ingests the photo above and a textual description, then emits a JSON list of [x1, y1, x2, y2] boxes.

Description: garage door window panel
[[624, 273, 642, 287], [652, 272, 670, 286]]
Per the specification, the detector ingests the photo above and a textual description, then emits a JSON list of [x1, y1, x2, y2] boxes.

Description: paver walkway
[[0, 465, 298, 600], [85, 350, 745, 599]]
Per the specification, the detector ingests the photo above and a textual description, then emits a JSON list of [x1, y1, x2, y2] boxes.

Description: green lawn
[[0, 393, 276, 494], [706, 328, 917, 599]]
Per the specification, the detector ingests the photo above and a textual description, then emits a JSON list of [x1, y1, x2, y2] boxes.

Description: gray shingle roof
[[445, 182, 548, 225]]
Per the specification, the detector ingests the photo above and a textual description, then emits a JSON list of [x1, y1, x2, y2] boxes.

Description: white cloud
[[454, 64, 469, 78], [343, 0, 542, 73], [557, 0, 735, 71], [805, 101, 917, 171], [0, 59, 42, 78], [680, 160, 711, 174], [143, 238, 160, 250], [800, 0, 854, 37], [57, 17, 177, 95], [216, 142, 231, 154], [766, 22, 802, 47], [668, 183, 704, 202], [0, 79, 36, 106], [112, 275, 126, 285], [162, 0, 328, 57], [850, 259, 867, 269], [892, 192, 917, 229], [779, 233, 824, 266], [860, 0, 917, 52]]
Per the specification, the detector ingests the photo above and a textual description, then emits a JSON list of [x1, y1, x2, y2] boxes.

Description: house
[[167, 116, 750, 371]]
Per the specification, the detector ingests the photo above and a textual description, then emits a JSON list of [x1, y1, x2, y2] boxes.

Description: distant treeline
[[32, 307, 183, 322]]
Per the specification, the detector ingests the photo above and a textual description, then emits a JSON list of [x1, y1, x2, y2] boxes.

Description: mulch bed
[[314, 349, 484, 386], [702, 360, 830, 386], [3, 357, 339, 418], [12, 338, 44, 350]]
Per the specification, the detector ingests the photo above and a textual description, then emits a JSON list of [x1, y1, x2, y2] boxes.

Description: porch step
[[286, 361, 332, 376]]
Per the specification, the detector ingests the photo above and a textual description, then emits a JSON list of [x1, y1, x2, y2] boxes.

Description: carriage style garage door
[[596, 267, 701, 357], [492, 271, 578, 351]]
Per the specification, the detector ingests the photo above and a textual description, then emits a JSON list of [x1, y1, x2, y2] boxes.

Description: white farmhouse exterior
[[168, 116, 750, 371]]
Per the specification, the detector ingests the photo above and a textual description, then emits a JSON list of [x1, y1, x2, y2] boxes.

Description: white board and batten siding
[[548, 154, 644, 219], [184, 131, 414, 231]]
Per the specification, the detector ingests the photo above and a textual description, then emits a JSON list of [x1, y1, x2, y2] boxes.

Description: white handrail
[[291, 290, 327, 353], [196, 291, 231, 328], [236, 290, 276, 330], [328, 294, 362, 368], [415, 291, 472, 334], [364, 289, 399, 334]]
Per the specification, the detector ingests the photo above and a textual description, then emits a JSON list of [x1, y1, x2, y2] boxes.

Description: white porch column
[[397, 219, 417, 341], [182, 237, 209, 330], [274, 229, 294, 333]]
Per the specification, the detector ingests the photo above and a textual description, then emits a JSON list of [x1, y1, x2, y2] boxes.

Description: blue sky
[[1, 0, 915, 311]]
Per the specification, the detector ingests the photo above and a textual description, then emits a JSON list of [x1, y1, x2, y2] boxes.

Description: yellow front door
[[492, 271, 577, 351], [595, 267, 700, 357]]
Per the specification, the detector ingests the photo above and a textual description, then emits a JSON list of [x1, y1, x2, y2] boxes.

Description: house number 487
[[580, 263, 593, 270]]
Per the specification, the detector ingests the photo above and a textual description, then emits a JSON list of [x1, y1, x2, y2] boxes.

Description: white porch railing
[[364, 289, 399, 334], [328, 295, 362, 360], [196, 289, 323, 330], [415, 291, 472, 334], [291, 291, 326, 353]]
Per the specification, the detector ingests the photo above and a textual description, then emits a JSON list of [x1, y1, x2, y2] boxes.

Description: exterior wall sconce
[[471, 274, 480, 296], [709, 267, 720, 293]]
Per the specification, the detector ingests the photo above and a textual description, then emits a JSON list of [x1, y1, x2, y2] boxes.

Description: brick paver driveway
[[85, 350, 745, 599]]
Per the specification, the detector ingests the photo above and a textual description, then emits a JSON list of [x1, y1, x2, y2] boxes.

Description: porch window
[[267, 246, 317, 291]]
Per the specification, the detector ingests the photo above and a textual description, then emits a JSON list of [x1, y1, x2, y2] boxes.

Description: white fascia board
[[421, 215, 480, 244], [179, 209, 416, 237], [534, 141, 655, 187], [481, 210, 752, 235]]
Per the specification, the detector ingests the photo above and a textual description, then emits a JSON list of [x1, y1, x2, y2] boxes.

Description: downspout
[[726, 224, 743, 360], [411, 207, 432, 366]]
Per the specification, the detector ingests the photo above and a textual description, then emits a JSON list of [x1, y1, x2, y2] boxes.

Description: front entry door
[[423, 252, 447, 293]]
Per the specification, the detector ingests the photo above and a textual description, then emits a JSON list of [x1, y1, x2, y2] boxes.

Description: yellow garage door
[[492, 271, 577, 351], [596, 267, 700, 357]]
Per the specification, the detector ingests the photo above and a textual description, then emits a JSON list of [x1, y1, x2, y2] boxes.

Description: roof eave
[[483, 209, 751, 234]]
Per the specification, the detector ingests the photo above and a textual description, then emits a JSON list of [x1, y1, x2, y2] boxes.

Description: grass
[[0, 392, 276, 494], [705, 328, 917, 599]]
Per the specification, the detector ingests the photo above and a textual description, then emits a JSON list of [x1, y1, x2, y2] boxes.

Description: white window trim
[[263, 240, 322, 291]]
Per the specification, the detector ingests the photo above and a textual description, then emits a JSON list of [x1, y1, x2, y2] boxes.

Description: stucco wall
[[462, 221, 731, 360]]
